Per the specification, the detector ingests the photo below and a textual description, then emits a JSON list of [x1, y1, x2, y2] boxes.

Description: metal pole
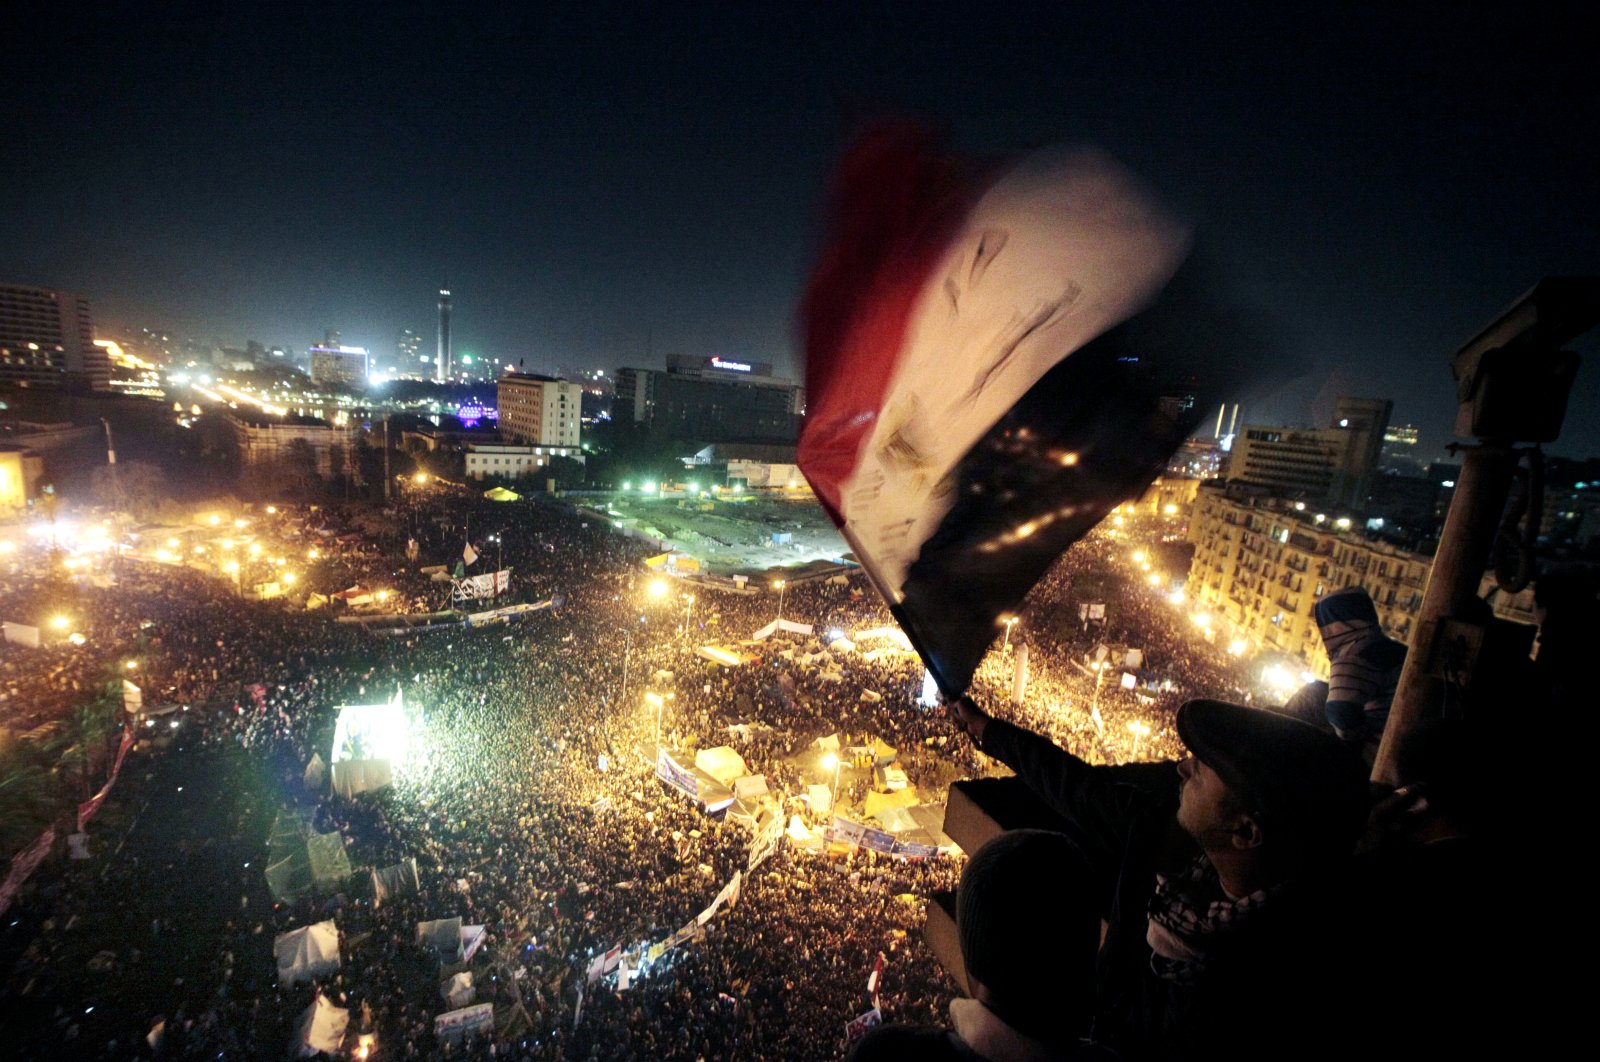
[[1373, 442, 1518, 784], [619, 627, 631, 707]]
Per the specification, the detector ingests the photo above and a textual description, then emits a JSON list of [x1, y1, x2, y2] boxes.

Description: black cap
[[1177, 698, 1369, 859]]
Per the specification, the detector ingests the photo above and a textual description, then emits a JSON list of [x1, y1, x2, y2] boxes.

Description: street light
[[1127, 720, 1151, 760], [1089, 660, 1111, 718], [648, 579, 669, 600], [821, 751, 843, 812], [681, 593, 696, 637], [773, 580, 787, 621], [646, 691, 674, 751], [1000, 614, 1019, 651], [618, 626, 634, 706]]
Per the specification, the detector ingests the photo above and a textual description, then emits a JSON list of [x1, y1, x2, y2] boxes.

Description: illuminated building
[[614, 355, 803, 444], [1186, 482, 1429, 675], [436, 289, 452, 383], [1225, 397, 1392, 509], [464, 441, 583, 480], [0, 283, 109, 391], [308, 345, 370, 389], [0, 445, 44, 513], [396, 329, 422, 370], [1380, 422, 1424, 474], [496, 372, 582, 448]]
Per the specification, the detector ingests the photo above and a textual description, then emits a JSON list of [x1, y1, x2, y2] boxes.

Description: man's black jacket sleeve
[[979, 717, 1179, 880]]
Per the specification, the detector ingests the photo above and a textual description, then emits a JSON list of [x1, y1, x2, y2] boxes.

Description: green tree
[[0, 751, 63, 856]]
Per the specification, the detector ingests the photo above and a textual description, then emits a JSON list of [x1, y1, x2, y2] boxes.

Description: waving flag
[[462, 541, 479, 566], [799, 126, 1266, 696]]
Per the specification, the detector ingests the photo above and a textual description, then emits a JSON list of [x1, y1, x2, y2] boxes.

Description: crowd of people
[[2, 485, 1272, 1060]]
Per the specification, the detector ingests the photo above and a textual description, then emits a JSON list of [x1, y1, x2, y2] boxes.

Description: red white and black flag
[[799, 126, 1266, 696], [866, 951, 885, 1006]]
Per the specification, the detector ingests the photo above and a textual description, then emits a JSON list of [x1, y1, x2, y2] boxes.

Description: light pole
[[618, 626, 633, 706], [681, 593, 695, 638], [1127, 720, 1150, 761], [646, 691, 674, 752], [1000, 615, 1018, 651], [821, 751, 843, 814], [1089, 661, 1108, 717], [773, 580, 787, 622]]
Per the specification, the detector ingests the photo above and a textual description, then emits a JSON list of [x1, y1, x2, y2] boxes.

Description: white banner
[[434, 1003, 493, 1044], [747, 810, 785, 872], [454, 569, 511, 601], [122, 679, 143, 714]]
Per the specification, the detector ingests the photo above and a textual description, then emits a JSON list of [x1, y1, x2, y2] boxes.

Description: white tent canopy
[[416, 917, 465, 962], [292, 993, 349, 1057], [275, 920, 341, 985], [693, 746, 749, 787], [441, 971, 475, 1009]]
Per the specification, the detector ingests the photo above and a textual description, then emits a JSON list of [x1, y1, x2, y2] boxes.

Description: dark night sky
[[4, 2, 1597, 457]]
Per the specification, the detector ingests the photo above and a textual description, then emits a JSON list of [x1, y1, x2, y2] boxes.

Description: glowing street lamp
[[646, 691, 674, 751], [773, 579, 787, 622], [1127, 720, 1151, 760], [50, 614, 71, 630], [1000, 614, 1019, 651], [648, 579, 669, 600], [821, 751, 843, 811]]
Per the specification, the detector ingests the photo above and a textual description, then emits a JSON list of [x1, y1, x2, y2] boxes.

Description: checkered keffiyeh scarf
[[1145, 858, 1277, 985]]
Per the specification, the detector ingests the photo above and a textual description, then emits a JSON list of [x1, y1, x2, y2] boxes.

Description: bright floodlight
[[50, 615, 71, 629], [821, 752, 839, 770], [648, 579, 668, 599], [1261, 664, 1299, 696], [331, 692, 412, 768]]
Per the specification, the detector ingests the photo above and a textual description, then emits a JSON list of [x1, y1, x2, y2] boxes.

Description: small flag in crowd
[[462, 541, 479, 566], [867, 951, 885, 1005]]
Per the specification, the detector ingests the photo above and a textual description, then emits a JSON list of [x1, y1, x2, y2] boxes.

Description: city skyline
[[3, 3, 1596, 456]]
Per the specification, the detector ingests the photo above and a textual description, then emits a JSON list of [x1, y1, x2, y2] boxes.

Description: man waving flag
[[799, 125, 1269, 696]]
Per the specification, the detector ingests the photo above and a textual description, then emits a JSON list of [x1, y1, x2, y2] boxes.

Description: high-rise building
[[308, 345, 370, 389], [1225, 396, 1391, 510], [397, 329, 423, 374], [0, 283, 109, 391], [1380, 423, 1423, 474], [436, 289, 452, 383], [613, 355, 803, 444], [497, 372, 582, 448]]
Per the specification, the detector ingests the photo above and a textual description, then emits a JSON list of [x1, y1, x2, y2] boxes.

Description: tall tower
[[436, 288, 453, 383]]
